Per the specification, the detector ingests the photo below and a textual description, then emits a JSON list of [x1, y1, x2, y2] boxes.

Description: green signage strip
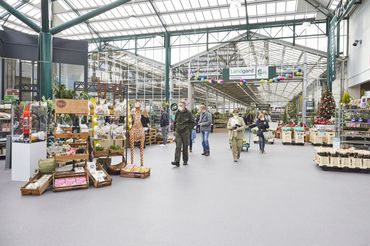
[[327, 16, 337, 90]]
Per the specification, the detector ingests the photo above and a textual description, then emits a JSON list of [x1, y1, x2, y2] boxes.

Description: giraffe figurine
[[129, 101, 145, 166]]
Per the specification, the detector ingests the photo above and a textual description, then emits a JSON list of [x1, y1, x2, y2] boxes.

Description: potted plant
[[341, 91, 351, 109]]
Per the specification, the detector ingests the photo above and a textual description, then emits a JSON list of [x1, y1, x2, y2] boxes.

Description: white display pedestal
[[11, 141, 47, 181]]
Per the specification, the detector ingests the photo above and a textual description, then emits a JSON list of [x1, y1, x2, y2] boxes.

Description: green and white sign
[[223, 66, 273, 80], [327, 16, 337, 89]]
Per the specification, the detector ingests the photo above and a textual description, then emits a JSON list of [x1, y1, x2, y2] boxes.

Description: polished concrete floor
[[1, 132, 370, 246]]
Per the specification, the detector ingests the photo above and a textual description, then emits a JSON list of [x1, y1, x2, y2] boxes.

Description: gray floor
[[1, 132, 370, 246]]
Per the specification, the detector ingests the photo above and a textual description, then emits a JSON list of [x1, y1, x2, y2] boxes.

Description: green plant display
[[95, 146, 105, 152], [109, 144, 122, 151], [53, 84, 76, 99]]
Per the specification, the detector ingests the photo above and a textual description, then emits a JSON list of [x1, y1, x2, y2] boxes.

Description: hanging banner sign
[[327, 16, 337, 89], [229, 67, 256, 80], [256, 66, 269, 79]]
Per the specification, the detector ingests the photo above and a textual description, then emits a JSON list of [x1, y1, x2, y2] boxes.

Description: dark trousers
[[259, 135, 266, 152], [189, 130, 193, 151], [175, 130, 189, 163]]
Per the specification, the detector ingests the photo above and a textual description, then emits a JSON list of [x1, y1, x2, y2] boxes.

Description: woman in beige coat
[[227, 109, 246, 162]]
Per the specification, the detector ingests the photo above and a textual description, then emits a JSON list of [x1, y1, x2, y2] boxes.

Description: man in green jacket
[[171, 101, 195, 167]]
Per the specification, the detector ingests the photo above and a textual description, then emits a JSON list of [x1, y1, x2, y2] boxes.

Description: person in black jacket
[[249, 112, 269, 154], [141, 110, 150, 128], [160, 107, 169, 146]]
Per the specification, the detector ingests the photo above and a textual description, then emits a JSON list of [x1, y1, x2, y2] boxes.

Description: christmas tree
[[317, 89, 336, 119]]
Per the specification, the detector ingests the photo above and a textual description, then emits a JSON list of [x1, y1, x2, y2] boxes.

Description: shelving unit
[[0, 104, 12, 158], [52, 99, 91, 192], [338, 109, 370, 149]]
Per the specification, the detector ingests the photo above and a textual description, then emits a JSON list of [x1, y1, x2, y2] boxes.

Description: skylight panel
[[139, 3, 152, 14], [178, 13, 188, 22], [172, 0, 183, 10], [199, 0, 210, 7], [166, 0, 175, 11], [191, 0, 200, 8], [79, 0, 91, 8], [154, 1, 167, 12], [162, 15, 173, 24], [170, 14, 181, 24], [132, 4, 143, 15], [203, 10, 213, 21], [248, 5, 257, 16], [186, 12, 197, 22], [266, 3, 276, 14], [286, 1, 296, 12], [181, 0, 192, 9], [220, 8, 230, 19], [257, 4, 266, 15], [194, 11, 205, 21], [67, 1, 81, 9]]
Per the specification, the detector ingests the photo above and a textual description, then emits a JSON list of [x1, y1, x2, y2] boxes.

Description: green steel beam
[[0, 0, 40, 32], [41, 0, 49, 32], [164, 32, 171, 102], [0, 1, 27, 20], [50, 0, 131, 35], [85, 18, 322, 43], [39, 32, 53, 99]]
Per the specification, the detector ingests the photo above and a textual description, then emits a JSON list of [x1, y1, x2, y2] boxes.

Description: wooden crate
[[54, 132, 89, 139], [94, 150, 109, 158], [88, 164, 112, 188], [282, 131, 292, 144], [20, 172, 53, 196], [120, 164, 150, 179], [54, 154, 89, 162], [120, 169, 150, 179], [55, 99, 89, 115], [315, 154, 329, 166], [324, 132, 335, 145], [53, 170, 89, 192]]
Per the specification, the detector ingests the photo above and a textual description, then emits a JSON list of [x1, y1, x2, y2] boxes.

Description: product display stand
[[52, 99, 90, 192], [11, 141, 47, 181]]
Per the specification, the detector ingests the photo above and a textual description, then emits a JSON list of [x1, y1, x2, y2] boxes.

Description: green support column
[[39, 32, 53, 99], [164, 33, 171, 102]]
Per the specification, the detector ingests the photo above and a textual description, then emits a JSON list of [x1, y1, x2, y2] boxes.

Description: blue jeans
[[201, 130, 210, 153], [259, 135, 265, 152]]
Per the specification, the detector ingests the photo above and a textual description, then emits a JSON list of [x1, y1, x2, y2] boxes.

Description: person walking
[[249, 112, 269, 154], [160, 107, 169, 146], [227, 109, 246, 162], [198, 104, 212, 156], [171, 102, 195, 167]]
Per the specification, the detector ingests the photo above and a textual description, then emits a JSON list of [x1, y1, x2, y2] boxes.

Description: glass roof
[[0, 0, 331, 39]]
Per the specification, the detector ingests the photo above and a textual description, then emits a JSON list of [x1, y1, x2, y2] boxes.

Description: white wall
[[348, 0, 370, 87]]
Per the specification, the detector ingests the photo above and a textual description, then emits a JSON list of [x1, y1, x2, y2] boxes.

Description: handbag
[[38, 159, 56, 174]]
